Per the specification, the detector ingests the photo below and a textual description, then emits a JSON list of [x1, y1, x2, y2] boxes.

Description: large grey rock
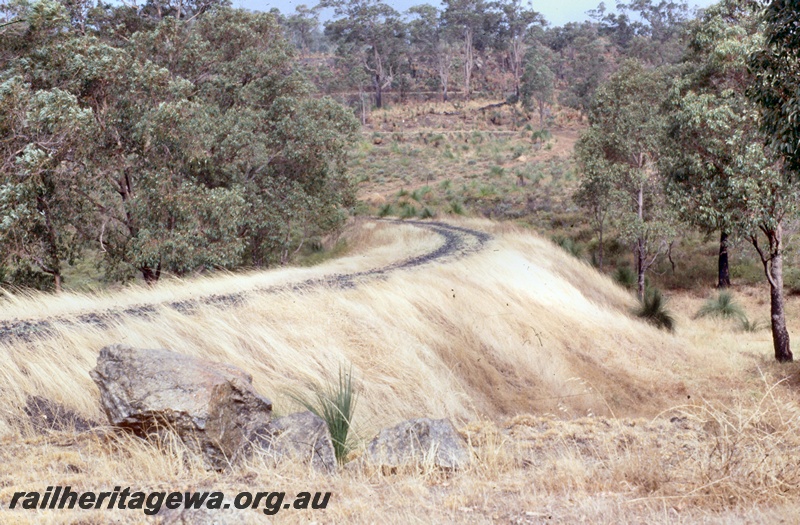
[[90, 344, 273, 470], [249, 411, 337, 472], [366, 418, 470, 471]]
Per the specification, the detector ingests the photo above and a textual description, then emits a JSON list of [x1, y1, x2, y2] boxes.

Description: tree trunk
[[769, 260, 792, 362], [463, 29, 473, 100], [598, 226, 604, 272], [374, 74, 383, 109], [753, 224, 793, 363], [767, 226, 792, 362], [53, 273, 62, 293], [718, 231, 731, 289], [141, 261, 161, 285], [636, 182, 645, 301], [636, 237, 645, 301]]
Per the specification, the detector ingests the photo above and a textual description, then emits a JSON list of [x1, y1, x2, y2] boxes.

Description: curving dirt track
[[0, 220, 491, 343]]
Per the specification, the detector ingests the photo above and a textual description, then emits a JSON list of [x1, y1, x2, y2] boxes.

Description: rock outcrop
[[90, 344, 273, 469], [249, 411, 337, 472], [366, 417, 470, 471]]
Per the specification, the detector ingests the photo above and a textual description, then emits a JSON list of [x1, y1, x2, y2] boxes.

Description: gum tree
[[575, 60, 675, 300], [747, 0, 800, 362]]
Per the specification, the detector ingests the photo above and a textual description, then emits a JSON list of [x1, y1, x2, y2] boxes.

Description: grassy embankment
[[1, 218, 799, 523]]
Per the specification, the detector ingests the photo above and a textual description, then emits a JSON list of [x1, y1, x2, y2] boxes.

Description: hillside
[[1, 219, 799, 523]]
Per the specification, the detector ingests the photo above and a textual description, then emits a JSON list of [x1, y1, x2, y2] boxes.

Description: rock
[[249, 411, 337, 472], [90, 344, 273, 470], [366, 418, 470, 471]]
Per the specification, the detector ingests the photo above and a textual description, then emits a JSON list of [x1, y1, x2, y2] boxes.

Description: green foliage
[[576, 59, 676, 298], [614, 266, 636, 289], [696, 292, 746, 321], [0, 2, 358, 287], [739, 317, 763, 333], [399, 202, 418, 219], [449, 201, 465, 215], [749, 0, 800, 177], [377, 203, 394, 217], [290, 365, 358, 463], [520, 44, 555, 123], [634, 288, 675, 332], [531, 129, 551, 143], [551, 235, 582, 258]]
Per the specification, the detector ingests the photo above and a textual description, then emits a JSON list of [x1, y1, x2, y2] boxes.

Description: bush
[[614, 266, 636, 290], [290, 365, 358, 463], [696, 292, 746, 321], [739, 318, 764, 333], [551, 235, 583, 258], [399, 202, 418, 219], [449, 201, 465, 215], [635, 288, 675, 332], [377, 203, 394, 217]]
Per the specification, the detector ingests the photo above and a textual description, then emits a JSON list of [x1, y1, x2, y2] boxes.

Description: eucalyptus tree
[[575, 60, 676, 299], [442, 0, 498, 99], [1, 1, 358, 287], [407, 4, 456, 101], [519, 43, 554, 124], [496, 0, 545, 97], [747, 0, 800, 363], [544, 21, 613, 116], [321, 0, 406, 108], [661, 0, 763, 290]]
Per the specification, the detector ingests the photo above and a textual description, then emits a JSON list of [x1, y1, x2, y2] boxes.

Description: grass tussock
[[634, 288, 675, 332], [290, 365, 358, 463], [696, 291, 747, 321]]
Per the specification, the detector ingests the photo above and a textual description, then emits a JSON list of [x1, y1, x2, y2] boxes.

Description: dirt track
[[0, 220, 491, 343]]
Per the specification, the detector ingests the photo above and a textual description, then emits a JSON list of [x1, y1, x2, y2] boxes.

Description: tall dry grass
[[1, 218, 799, 523]]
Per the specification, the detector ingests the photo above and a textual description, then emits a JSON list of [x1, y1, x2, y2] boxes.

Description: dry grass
[[1, 218, 799, 523]]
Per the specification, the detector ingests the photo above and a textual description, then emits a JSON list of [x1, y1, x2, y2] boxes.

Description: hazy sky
[[233, 0, 720, 27]]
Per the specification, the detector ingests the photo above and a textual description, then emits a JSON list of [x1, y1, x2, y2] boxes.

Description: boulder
[[90, 344, 273, 470], [249, 411, 337, 472], [366, 418, 470, 471]]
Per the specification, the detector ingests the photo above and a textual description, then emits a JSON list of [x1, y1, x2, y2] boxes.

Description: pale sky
[[234, 0, 720, 27]]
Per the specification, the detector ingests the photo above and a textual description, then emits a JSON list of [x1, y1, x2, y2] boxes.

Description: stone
[[249, 411, 337, 472], [366, 418, 470, 471], [89, 344, 273, 470]]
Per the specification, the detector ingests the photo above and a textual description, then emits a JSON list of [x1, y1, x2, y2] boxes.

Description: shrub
[[399, 202, 418, 219], [420, 207, 435, 219], [614, 266, 636, 290], [739, 318, 764, 333], [377, 203, 394, 217], [635, 288, 675, 332], [551, 235, 583, 258], [449, 201, 465, 215], [290, 365, 358, 463], [696, 292, 746, 321]]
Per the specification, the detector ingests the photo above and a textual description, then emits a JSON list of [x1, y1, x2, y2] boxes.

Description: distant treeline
[[271, 0, 693, 114]]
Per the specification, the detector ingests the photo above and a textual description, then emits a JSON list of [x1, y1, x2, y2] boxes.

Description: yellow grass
[[1, 218, 799, 523]]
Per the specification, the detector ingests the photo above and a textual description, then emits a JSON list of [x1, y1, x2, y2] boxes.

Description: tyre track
[[0, 220, 491, 343]]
